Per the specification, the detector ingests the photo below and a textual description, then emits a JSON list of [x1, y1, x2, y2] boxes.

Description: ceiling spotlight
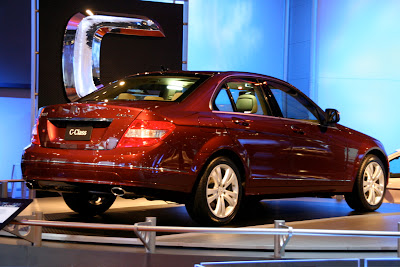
[[86, 9, 94, 16]]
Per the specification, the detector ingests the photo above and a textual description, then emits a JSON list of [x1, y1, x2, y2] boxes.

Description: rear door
[[212, 78, 291, 191]]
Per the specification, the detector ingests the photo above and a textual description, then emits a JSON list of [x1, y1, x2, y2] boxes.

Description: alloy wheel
[[363, 161, 385, 205], [206, 164, 239, 218]]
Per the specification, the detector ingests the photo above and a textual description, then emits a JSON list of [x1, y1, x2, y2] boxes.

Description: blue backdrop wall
[[188, 0, 286, 78], [0, 0, 31, 180], [316, 0, 400, 154], [0, 98, 31, 179]]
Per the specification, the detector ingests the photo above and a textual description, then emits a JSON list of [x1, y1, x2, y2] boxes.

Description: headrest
[[236, 94, 258, 113], [144, 96, 164, 101], [117, 93, 136, 100], [171, 92, 183, 101]]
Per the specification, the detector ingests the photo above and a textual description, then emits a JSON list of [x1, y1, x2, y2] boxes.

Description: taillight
[[31, 107, 44, 145], [117, 120, 175, 148]]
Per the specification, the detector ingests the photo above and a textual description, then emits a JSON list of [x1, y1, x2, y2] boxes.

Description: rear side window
[[213, 78, 270, 115], [215, 89, 234, 112]]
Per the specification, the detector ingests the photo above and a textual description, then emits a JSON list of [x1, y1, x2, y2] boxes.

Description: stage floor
[[7, 196, 400, 252]]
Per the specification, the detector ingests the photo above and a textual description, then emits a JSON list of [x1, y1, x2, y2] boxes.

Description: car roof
[[125, 70, 293, 87]]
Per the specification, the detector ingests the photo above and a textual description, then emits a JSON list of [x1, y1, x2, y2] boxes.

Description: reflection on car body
[[22, 71, 389, 225]]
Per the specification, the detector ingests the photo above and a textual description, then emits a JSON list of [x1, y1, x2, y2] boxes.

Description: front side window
[[214, 78, 269, 115], [268, 84, 320, 122], [79, 74, 209, 102]]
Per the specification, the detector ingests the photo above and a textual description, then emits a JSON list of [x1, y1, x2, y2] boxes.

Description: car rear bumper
[[21, 145, 196, 196]]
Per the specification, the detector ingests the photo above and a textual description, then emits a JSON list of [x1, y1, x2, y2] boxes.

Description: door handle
[[291, 125, 304, 135], [233, 119, 250, 127]]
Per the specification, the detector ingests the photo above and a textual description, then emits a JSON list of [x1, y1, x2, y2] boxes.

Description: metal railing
[[1, 177, 399, 258], [4, 214, 400, 258], [0, 179, 34, 199]]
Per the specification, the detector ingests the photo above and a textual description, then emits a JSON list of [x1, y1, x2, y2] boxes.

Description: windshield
[[79, 74, 209, 102]]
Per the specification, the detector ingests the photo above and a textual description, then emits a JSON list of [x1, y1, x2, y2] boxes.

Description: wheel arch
[[190, 149, 248, 196], [365, 148, 389, 184], [345, 147, 388, 211]]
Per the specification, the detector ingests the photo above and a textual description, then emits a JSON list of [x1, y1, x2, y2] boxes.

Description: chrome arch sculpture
[[63, 12, 165, 102]]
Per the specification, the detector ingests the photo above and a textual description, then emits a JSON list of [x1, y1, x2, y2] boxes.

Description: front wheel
[[186, 157, 243, 225], [345, 154, 386, 211], [63, 192, 116, 216]]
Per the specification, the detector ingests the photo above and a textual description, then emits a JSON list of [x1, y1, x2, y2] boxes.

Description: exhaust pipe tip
[[26, 182, 34, 190], [111, 187, 126, 197]]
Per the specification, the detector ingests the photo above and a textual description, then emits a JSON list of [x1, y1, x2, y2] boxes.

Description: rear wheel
[[62, 192, 116, 216], [186, 157, 243, 225], [345, 154, 386, 211]]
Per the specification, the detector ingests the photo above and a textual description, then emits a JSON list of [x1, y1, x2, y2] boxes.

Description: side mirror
[[325, 108, 340, 124]]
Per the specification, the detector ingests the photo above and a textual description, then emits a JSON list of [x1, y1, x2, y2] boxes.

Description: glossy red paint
[[22, 71, 388, 206]]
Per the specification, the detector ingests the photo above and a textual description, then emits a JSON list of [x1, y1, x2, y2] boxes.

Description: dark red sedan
[[22, 71, 388, 225]]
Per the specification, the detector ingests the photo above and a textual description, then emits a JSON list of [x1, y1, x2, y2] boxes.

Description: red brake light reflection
[[31, 120, 40, 145], [31, 108, 44, 145], [117, 120, 175, 148]]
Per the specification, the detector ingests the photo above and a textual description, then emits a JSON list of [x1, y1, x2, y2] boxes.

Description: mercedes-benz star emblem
[[71, 106, 81, 116]]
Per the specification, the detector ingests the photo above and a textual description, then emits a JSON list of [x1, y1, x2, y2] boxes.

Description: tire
[[63, 192, 116, 216], [345, 154, 386, 211], [186, 157, 243, 225]]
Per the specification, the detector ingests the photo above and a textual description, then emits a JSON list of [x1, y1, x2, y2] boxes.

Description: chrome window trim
[[212, 110, 324, 128], [274, 116, 324, 127], [48, 117, 113, 122], [212, 110, 281, 120]]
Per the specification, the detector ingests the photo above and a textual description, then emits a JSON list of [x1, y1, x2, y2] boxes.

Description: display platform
[[5, 196, 400, 252], [1, 196, 399, 266]]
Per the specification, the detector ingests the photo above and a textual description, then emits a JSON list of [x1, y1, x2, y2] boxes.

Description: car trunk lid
[[37, 102, 144, 150]]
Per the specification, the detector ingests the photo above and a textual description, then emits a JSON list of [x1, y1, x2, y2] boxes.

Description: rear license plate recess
[[65, 125, 93, 141]]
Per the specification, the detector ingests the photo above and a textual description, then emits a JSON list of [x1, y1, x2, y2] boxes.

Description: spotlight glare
[[86, 9, 94, 16]]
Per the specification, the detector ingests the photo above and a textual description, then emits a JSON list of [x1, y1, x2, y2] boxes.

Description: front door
[[265, 81, 348, 189]]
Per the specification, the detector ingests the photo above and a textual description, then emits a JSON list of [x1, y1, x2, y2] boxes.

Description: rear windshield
[[79, 74, 209, 102]]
